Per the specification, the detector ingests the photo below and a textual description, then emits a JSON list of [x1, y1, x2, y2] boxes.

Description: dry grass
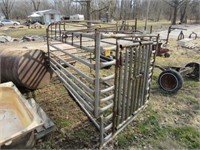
[[0, 27, 46, 38]]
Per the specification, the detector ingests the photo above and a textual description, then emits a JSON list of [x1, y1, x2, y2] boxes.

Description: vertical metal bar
[[65, 33, 67, 43], [135, 45, 142, 111], [130, 47, 137, 114], [64, 22, 66, 31], [140, 45, 147, 106], [59, 23, 61, 41], [140, 45, 146, 106], [137, 75, 143, 109], [150, 25, 153, 34], [80, 34, 82, 48], [112, 41, 120, 133], [121, 50, 129, 122], [135, 18, 137, 31], [129, 79, 135, 114], [133, 47, 139, 112], [116, 51, 123, 125], [72, 33, 74, 46], [61, 34, 63, 43], [145, 44, 153, 101], [100, 115, 104, 146], [50, 24, 53, 39], [125, 47, 133, 119], [90, 52, 92, 73], [145, 37, 157, 102], [55, 23, 57, 40], [94, 30, 101, 118], [46, 27, 50, 66], [166, 26, 171, 44]]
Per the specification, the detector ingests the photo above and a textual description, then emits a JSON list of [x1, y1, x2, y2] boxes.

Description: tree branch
[[163, 0, 174, 7], [90, 6, 109, 13]]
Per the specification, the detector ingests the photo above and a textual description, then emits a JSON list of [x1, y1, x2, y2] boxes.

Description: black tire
[[164, 53, 170, 58], [185, 62, 200, 81], [158, 69, 183, 93], [13, 23, 17, 26], [101, 55, 113, 69]]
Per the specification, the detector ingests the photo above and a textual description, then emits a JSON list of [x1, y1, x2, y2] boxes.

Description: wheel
[[185, 62, 200, 81], [164, 53, 170, 58], [158, 69, 183, 93], [13, 23, 17, 26], [101, 55, 113, 69]]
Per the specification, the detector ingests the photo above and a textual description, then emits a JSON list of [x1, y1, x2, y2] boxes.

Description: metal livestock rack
[[46, 21, 159, 147]]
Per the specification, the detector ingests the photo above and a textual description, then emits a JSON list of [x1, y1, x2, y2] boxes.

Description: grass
[[54, 118, 71, 128], [171, 126, 200, 149], [117, 107, 200, 149], [129, 20, 171, 27], [0, 28, 46, 38], [117, 129, 135, 147]]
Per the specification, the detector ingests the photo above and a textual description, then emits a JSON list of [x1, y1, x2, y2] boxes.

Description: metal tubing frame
[[47, 21, 157, 148]]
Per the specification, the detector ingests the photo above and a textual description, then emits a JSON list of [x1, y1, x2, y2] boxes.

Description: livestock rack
[[46, 21, 159, 148]]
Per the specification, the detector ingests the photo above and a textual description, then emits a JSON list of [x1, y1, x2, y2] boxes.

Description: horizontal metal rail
[[50, 57, 94, 95], [50, 44, 95, 69], [100, 94, 114, 103], [99, 103, 114, 114], [61, 38, 95, 53], [100, 86, 115, 94], [50, 65, 94, 112], [50, 62, 94, 106], [101, 33, 158, 39], [49, 50, 94, 83], [101, 74, 115, 82]]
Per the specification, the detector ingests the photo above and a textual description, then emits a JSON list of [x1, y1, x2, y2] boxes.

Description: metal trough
[[0, 82, 44, 148]]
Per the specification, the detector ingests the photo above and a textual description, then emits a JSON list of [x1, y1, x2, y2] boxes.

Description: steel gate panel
[[113, 43, 153, 131]]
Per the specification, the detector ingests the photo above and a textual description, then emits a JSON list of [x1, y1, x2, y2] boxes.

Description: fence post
[[94, 30, 101, 118]]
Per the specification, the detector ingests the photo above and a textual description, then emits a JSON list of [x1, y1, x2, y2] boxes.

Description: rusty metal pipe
[[179, 67, 194, 76]]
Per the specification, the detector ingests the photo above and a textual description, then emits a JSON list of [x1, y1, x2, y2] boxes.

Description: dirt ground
[[0, 24, 200, 149], [0, 41, 47, 52]]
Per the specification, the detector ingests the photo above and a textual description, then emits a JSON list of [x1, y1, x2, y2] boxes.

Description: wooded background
[[0, 0, 200, 25]]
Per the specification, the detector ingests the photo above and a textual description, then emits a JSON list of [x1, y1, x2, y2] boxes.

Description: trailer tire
[[158, 69, 183, 93]]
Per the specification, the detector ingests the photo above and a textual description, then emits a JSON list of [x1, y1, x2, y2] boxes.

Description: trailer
[[156, 62, 200, 93]]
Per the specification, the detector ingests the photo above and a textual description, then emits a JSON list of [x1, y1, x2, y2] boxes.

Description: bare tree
[[31, 0, 41, 11], [164, 0, 185, 25], [73, 0, 91, 20], [0, 0, 15, 19], [180, 0, 189, 23], [189, 0, 200, 23], [120, 0, 124, 19]]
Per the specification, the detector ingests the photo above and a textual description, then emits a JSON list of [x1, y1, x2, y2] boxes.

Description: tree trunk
[[0, 0, 15, 19], [180, 0, 188, 24], [120, 0, 124, 19], [157, 8, 162, 22], [172, 6, 178, 25]]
